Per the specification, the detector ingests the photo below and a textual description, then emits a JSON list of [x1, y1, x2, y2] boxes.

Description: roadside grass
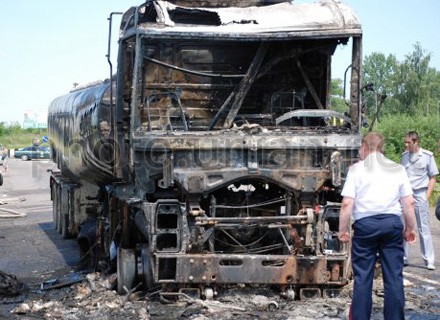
[[0, 128, 48, 150]]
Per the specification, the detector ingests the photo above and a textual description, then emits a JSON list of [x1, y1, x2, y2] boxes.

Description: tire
[[57, 208, 62, 234], [61, 212, 72, 239], [140, 245, 154, 290], [117, 248, 137, 295], [52, 184, 58, 230], [21, 154, 29, 161], [56, 187, 62, 234], [0, 172, 3, 186]]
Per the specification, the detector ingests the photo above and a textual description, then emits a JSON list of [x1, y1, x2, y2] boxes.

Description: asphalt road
[[0, 158, 439, 319], [0, 159, 79, 283]]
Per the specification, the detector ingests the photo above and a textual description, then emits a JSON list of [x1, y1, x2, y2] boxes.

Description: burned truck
[[48, 0, 362, 300]]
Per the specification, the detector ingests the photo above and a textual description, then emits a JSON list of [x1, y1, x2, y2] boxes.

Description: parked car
[[13, 146, 51, 161]]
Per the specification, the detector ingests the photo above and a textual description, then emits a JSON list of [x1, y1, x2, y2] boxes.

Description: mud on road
[[1, 159, 439, 319]]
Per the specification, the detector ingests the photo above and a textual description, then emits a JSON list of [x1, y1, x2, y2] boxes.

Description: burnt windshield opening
[[130, 37, 355, 132]]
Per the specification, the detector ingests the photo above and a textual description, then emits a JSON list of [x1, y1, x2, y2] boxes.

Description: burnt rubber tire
[[117, 248, 137, 295], [61, 213, 72, 239], [56, 205, 62, 234], [140, 245, 154, 290]]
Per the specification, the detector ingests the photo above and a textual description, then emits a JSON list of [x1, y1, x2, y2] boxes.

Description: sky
[[0, 0, 439, 125]]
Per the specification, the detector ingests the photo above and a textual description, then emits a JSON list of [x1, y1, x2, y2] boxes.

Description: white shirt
[[401, 148, 439, 191], [341, 152, 413, 221]]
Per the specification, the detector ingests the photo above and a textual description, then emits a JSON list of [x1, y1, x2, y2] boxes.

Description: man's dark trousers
[[350, 214, 405, 320]]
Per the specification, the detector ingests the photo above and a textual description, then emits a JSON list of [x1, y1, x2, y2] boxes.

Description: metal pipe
[[106, 12, 123, 131]]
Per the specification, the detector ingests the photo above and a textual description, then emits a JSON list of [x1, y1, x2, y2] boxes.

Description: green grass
[[0, 125, 48, 150]]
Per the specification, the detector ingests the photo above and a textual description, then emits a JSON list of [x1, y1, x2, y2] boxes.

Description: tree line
[[362, 42, 440, 118], [333, 42, 440, 165]]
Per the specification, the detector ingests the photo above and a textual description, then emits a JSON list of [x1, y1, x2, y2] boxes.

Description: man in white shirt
[[339, 132, 416, 320], [401, 131, 438, 270]]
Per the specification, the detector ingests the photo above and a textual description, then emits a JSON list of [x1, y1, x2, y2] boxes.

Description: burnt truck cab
[[115, 0, 362, 299], [48, 0, 362, 300]]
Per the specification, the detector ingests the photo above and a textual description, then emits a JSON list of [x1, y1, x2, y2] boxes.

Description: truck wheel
[[56, 207, 62, 234], [51, 185, 57, 229], [117, 248, 137, 295], [54, 186, 62, 232], [140, 245, 154, 290], [61, 213, 72, 239]]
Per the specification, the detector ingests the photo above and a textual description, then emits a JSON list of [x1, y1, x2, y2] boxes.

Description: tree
[[394, 42, 433, 115], [362, 42, 440, 121], [361, 52, 398, 118], [330, 78, 348, 114]]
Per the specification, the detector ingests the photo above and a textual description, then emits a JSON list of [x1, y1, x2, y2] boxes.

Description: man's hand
[[404, 227, 416, 244], [338, 196, 354, 243], [401, 194, 416, 244], [338, 230, 350, 243]]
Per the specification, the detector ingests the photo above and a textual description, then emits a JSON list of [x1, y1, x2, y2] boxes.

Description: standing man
[[339, 132, 416, 320], [2, 147, 8, 173], [401, 131, 438, 270]]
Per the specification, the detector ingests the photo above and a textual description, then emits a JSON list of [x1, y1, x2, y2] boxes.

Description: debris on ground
[[0, 270, 438, 320], [0, 270, 27, 297], [40, 272, 84, 291]]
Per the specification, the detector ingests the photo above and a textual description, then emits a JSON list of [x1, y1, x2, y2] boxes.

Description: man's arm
[[401, 194, 416, 243], [426, 176, 437, 200], [338, 196, 354, 243]]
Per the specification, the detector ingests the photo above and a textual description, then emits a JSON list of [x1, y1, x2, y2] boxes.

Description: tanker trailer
[[48, 80, 119, 241], [48, 0, 363, 300]]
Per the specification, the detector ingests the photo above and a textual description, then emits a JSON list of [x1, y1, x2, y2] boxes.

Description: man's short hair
[[406, 131, 419, 143], [363, 132, 384, 153]]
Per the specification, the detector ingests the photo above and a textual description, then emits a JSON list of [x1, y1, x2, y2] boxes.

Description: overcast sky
[[0, 0, 439, 125]]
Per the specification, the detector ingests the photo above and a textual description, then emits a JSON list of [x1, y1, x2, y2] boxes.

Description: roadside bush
[[370, 114, 440, 204], [369, 114, 440, 162]]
